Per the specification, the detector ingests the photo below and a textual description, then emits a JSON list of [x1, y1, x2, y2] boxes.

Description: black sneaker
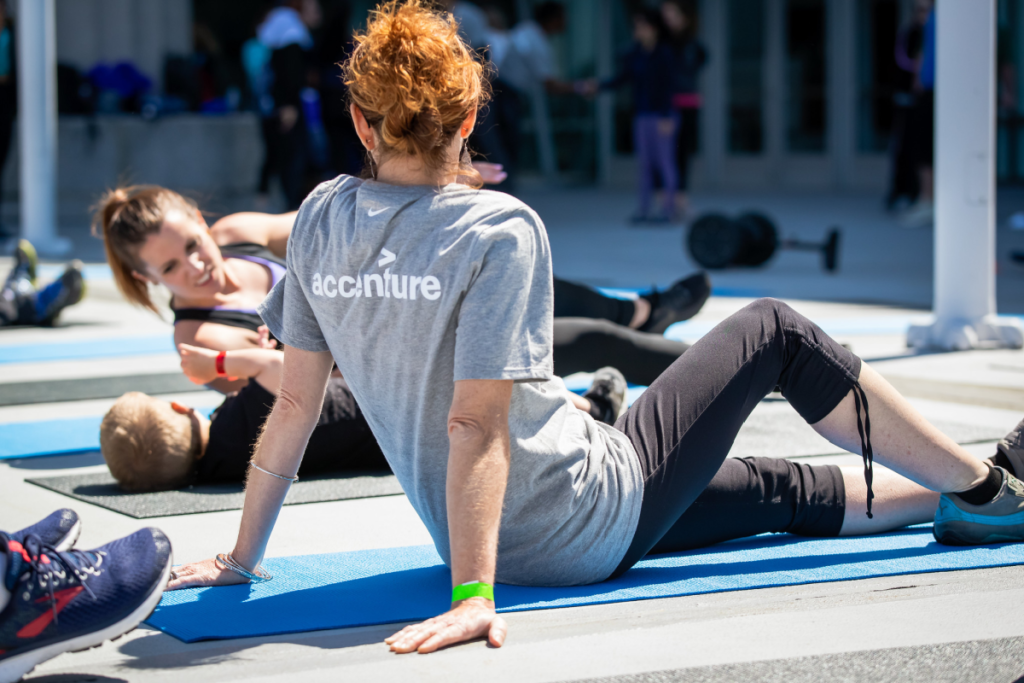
[[639, 272, 712, 334], [8, 510, 81, 553], [5, 240, 37, 288], [0, 529, 172, 683], [34, 261, 85, 326], [583, 367, 628, 425]]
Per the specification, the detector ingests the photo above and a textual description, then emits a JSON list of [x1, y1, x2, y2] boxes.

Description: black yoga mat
[[26, 471, 402, 519]]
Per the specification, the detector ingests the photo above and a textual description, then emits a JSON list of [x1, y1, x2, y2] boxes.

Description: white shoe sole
[[54, 519, 82, 553], [0, 552, 172, 683]]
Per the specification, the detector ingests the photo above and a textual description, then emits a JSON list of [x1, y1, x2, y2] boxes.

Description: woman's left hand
[[657, 117, 677, 136], [385, 597, 507, 654]]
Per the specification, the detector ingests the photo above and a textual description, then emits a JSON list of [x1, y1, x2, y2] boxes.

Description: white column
[[907, 0, 1022, 350], [17, 0, 69, 254]]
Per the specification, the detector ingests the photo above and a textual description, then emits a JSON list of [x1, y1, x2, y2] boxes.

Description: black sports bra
[[172, 242, 285, 334]]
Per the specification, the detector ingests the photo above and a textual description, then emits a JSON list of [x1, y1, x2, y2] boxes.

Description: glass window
[[727, 0, 765, 154], [785, 0, 827, 152], [856, 0, 899, 153]]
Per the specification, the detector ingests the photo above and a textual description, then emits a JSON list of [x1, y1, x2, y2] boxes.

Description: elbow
[[447, 415, 489, 447], [273, 386, 319, 425]]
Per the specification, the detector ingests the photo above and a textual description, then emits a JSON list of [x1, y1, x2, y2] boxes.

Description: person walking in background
[[661, 0, 705, 220], [256, 0, 318, 211], [598, 9, 679, 224], [902, 3, 935, 228], [0, 0, 15, 245], [313, 2, 363, 178], [886, 0, 929, 212]]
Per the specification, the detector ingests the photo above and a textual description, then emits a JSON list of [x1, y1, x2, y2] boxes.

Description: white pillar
[[907, 0, 1022, 350], [17, 0, 69, 255]]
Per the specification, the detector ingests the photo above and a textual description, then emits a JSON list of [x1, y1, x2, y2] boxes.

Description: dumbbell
[[686, 212, 841, 272]]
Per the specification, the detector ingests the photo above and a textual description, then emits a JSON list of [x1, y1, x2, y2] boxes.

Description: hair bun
[[343, 0, 489, 181]]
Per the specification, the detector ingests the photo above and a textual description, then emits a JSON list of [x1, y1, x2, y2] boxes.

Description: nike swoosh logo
[[368, 207, 389, 217], [17, 586, 85, 638]]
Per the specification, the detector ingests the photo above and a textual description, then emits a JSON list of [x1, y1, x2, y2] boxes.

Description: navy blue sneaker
[[34, 261, 85, 326], [8, 510, 81, 553], [0, 529, 171, 682]]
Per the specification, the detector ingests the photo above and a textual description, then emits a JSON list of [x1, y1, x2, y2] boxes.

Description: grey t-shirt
[[259, 176, 643, 586]]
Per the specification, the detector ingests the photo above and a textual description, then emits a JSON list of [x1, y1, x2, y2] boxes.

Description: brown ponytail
[[91, 186, 198, 312], [342, 0, 490, 186]]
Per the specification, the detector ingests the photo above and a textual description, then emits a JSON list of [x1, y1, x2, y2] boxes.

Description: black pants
[[553, 318, 688, 386], [0, 282, 35, 326], [611, 299, 863, 576], [554, 277, 636, 326]]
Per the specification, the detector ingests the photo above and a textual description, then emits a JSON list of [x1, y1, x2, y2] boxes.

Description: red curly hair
[[342, 0, 490, 185]]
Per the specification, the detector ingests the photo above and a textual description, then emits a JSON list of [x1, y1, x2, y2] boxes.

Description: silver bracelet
[[216, 552, 273, 583], [250, 462, 299, 483]]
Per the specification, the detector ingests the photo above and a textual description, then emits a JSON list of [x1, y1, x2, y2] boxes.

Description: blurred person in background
[[0, 240, 84, 328], [902, 2, 935, 228], [0, 0, 14, 244], [313, 1, 363, 178], [256, 0, 320, 210], [660, 0, 706, 220], [885, 0, 929, 212], [597, 9, 678, 224]]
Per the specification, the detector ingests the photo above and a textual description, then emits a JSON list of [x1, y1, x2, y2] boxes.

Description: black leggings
[[610, 298, 868, 577], [0, 282, 35, 326], [554, 277, 637, 327], [553, 318, 688, 386]]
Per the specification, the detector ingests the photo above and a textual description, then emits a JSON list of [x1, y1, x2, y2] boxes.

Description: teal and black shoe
[[34, 261, 85, 326], [933, 467, 1024, 546]]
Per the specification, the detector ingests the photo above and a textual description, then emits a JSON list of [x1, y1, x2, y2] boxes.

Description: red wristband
[[215, 350, 229, 378]]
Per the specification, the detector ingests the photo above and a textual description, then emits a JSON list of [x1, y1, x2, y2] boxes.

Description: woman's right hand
[[167, 558, 251, 590]]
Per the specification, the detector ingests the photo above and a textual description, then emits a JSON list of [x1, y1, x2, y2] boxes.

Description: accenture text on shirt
[[311, 271, 442, 300]]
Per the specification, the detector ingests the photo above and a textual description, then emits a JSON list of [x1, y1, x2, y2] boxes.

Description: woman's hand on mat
[[178, 343, 219, 384], [166, 558, 250, 590], [385, 597, 506, 654]]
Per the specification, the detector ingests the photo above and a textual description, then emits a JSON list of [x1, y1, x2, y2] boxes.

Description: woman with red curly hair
[[168, 0, 1024, 655]]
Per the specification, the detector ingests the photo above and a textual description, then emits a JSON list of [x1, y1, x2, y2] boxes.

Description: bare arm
[[386, 379, 512, 654], [178, 344, 284, 395], [210, 211, 298, 259], [173, 321, 268, 394], [168, 345, 334, 589]]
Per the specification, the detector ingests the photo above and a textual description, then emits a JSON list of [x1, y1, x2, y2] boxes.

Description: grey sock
[[0, 553, 8, 612]]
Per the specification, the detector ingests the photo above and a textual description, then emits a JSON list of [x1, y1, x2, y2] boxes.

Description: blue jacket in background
[[602, 42, 677, 116]]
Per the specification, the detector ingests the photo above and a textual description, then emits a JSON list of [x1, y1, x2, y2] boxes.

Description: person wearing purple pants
[[600, 9, 679, 223]]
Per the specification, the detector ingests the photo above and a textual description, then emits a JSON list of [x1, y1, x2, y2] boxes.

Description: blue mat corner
[[146, 526, 1024, 643]]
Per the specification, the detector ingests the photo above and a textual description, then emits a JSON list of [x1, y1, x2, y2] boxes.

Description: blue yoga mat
[[0, 336, 175, 364], [147, 526, 1024, 643], [0, 409, 217, 460]]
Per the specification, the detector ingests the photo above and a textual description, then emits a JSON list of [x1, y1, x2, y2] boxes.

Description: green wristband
[[452, 581, 494, 603]]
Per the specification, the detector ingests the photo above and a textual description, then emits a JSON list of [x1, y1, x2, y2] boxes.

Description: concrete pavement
[[2, 187, 1024, 682]]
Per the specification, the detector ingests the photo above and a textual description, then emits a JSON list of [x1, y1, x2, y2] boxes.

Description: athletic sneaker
[[933, 467, 1024, 545], [640, 272, 712, 335], [0, 528, 172, 683], [8, 510, 80, 552], [583, 367, 628, 426], [34, 261, 85, 326], [5, 240, 37, 288]]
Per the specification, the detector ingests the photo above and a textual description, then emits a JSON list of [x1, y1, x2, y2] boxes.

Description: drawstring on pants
[[850, 382, 875, 518]]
